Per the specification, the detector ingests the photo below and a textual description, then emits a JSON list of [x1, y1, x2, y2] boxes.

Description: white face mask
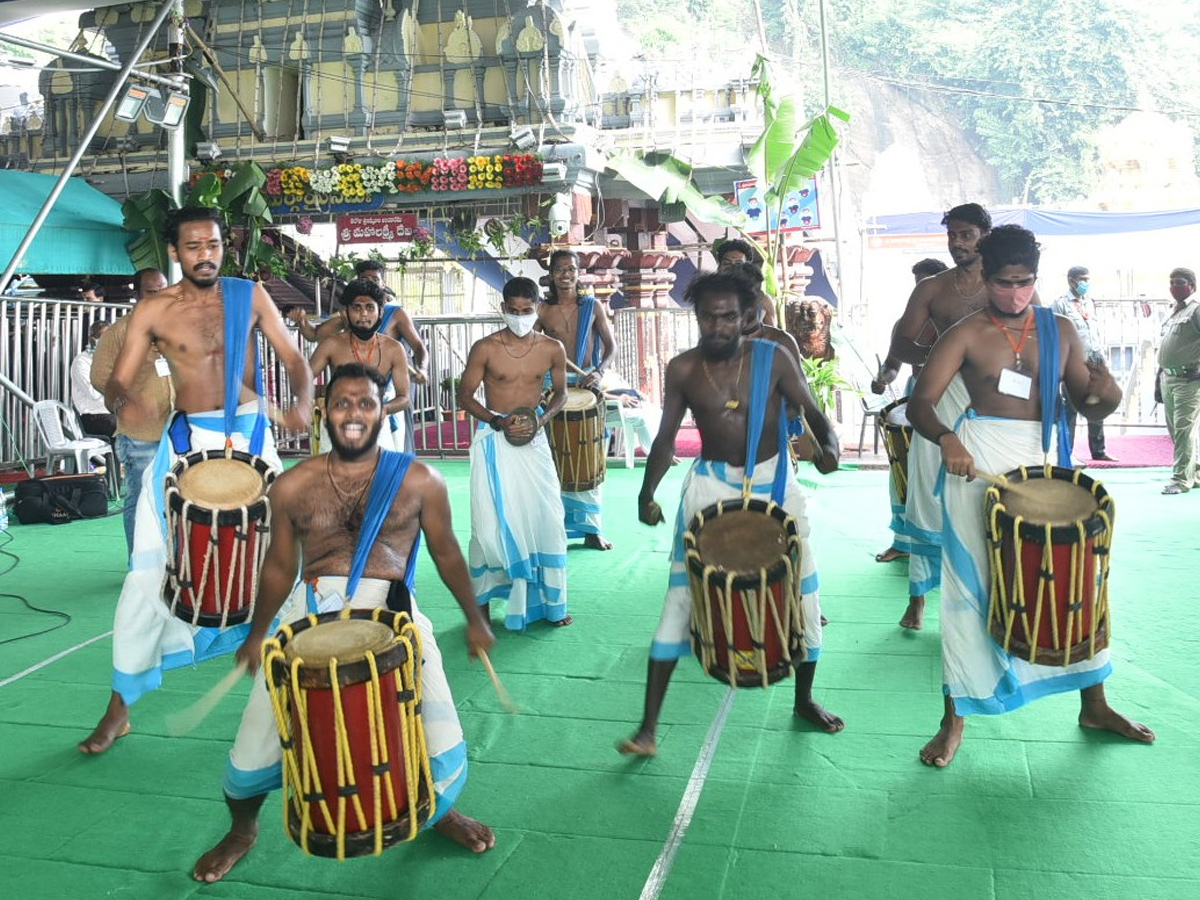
[[503, 311, 537, 337]]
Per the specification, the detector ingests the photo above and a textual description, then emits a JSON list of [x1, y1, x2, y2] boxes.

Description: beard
[[348, 320, 381, 340], [326, 418, 384, 461], [699, 335, 739, 361], [185, 265, 220, 288]]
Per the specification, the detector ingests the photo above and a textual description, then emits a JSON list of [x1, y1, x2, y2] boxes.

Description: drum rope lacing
[[685, 498, 805, 689], [163, 453, 274, 629], [985, 466, 1113, 666], [264, 608, 435, 859]]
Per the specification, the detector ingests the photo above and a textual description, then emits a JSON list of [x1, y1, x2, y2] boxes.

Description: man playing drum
[[908, 224, 1154, 768], [535, 249, 618, 550], [871, 203, 996, 630], [80, 207, 313, 755], [308, 278, 411, 452], [192, 364, 495, 882], [619, 272, 843, 757], [458, 276, 573, 629]]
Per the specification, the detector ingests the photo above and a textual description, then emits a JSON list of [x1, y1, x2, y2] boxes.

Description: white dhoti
[[941, 412, 1111, 715], [111, 403, 281, 706], [468, 424, 569, 630], [223, 577, 467, 826], [907, 374, 970, 596], [650, 454, 823, 662], [563, 485, 603, 539]]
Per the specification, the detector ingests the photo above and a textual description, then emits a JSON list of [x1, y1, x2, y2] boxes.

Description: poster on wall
[[735, 177, 820, 236]]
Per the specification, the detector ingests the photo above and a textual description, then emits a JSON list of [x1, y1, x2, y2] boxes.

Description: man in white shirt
[[71, 321, 116, 439], [1051, 266, 1117, 461]]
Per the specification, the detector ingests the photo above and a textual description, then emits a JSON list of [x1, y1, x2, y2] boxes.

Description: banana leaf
[[220, 160, 267, 207], [604, 151, 746, 229], [121, 189, 176, 273]]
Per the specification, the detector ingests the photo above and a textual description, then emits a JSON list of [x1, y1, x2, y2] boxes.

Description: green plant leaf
[[187, 173, 223, 208], [220, 161, 268, 207], [121, 189, 176, 273], [604, 151, 746, 228]]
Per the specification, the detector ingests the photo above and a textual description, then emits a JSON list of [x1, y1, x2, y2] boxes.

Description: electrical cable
[[0, 529, 73, 646]]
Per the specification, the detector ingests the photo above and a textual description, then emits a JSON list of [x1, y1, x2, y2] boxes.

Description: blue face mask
[[1075, 280, 1090, 296]]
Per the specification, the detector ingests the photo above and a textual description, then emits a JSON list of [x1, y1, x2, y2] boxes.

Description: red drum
[[684, 497, 805, 688], [985, 465, 1114, 666], [163, 450, 275, 628], [264, 608, 434, 859]]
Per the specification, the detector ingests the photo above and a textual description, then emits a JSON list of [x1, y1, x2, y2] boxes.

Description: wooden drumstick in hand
[[477, 649, 518, 714], [165, 661, 248, 737]]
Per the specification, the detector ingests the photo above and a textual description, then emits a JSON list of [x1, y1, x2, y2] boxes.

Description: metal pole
[[0, 31, 184, 92], [0, 0, 180, 293], [166, 0, 187, 282]]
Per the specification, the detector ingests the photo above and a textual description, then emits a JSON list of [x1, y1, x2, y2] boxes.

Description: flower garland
[[249, 153, 545, 204]]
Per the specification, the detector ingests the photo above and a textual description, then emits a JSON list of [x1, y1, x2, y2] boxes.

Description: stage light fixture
[[510, 125, 537, 151], [442, 109, 467, 129], [115, 84, 151, 122], [195, 141, 222, 161]]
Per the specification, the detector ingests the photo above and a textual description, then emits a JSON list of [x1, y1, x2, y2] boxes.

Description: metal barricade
[[0, 297, 126, 471]]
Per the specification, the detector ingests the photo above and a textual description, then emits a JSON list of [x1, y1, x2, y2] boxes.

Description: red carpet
[[416, 422, 705, 457], [1076, 432, 1173, 469]]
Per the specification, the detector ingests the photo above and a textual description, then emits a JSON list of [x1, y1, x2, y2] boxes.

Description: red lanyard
[[988, 311, 1034, 370], [350, 334, 379, 367]]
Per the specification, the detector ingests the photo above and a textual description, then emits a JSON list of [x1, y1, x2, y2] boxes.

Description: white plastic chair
[[32, 400, 120, 498], [604, 398, 637, 468]]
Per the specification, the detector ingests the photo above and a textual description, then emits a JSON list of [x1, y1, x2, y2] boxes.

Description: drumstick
[[477, 649, 518, 714], [165, 661, 248, 737], [975, 470, 1041, 498], [564, 358, 590, 378]]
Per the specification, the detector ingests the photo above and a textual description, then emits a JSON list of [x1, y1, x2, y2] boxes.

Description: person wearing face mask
[[308, 279, 411, 452], [71, 321, 118, 439], [1157, 267, 1200, 494], [907, 225, 1152, 769], [535, 249, 619, 550], [457, 276, 573, 630], [1052, 266, 1117, 462]]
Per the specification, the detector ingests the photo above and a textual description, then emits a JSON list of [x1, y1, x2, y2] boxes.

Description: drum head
[[177, 458, 266, 509], [1002, 478, 1099, 525], [884, 401, 909, 427], [696, 509, 789, 574], [285, 618, 396, 666], [563, 387, 599, 411]]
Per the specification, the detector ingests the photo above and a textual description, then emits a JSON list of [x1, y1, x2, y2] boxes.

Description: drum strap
[[743, 339, 789, 504], [1033, 307, 1073, 468], [346, 450, 420, 602], [221, 277, 268, 456], [574, 294, 602, 370]]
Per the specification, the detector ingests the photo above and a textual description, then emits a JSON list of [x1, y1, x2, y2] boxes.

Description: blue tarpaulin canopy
[[0, 171, 133, 276], [870, 206, 1200, 238]]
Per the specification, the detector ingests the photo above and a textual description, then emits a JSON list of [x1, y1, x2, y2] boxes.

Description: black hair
[[1170, 267, 1197, 288], [355, 259, 385, 276], [340, 278, 386, 308], [733, 263, 764, 288], [714, 238, 760, 264], [545, 249, 580, 304], [133, 268, 166, 298], [88, 321, 110, 342], [79, 280, 105, 299], [326, 363, 388, 402], [978, 224, 1041, 280], [911, 258, 948, 280], [164, 207, 227, 245], [503, 276, 541, 304], [685, 271, 757, 314], [1067, 265, 1090, 280], [941, 203, 992, 233]]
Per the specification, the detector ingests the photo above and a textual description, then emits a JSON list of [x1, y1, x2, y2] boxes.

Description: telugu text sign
[[336, 212, 419, 244]]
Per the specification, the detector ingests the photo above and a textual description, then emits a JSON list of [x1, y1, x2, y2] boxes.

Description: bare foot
[[550, 615, 574, 628], [192, 828, 258, 882], [433, 809, 495, 853], [617, 730, 657, 756], [583, 533, 614, 551], [793, 700, 844, 733], [875, 547, 909, 563], [899, 596, 925, 630], [1079, 701, 1156, 744], [919, 716, 964, 767], [79, 693, 130, 755], [820, 615, 829, 627]]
